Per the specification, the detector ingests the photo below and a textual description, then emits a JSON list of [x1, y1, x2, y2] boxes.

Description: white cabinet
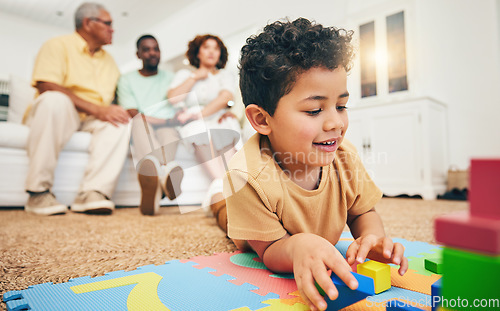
[[345, 97, 448, 199]]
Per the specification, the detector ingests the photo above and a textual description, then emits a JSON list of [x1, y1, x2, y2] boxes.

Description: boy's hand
[[290, 233, 358, 311], [345, 234, 408, 276]]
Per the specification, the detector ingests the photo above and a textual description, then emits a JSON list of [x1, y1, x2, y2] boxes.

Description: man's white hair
[[74, 2, 106, 29]]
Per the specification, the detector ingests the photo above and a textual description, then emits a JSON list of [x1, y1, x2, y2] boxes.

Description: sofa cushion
[[0, 122, 91, 152], [8, 74, 36, 124]]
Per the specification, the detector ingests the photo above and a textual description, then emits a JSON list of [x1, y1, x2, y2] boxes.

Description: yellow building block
[[357, 260, 391, 294]]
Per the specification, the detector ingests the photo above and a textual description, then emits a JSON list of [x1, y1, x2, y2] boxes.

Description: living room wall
[[122, 0, 500, 169], [415, 0, 500, 168], [1, 0, 499, 170], [0, 11, 66, 80]]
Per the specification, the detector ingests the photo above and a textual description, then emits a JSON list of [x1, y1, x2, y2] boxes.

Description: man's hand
[[95, 105, 130, 126], [288, 234, 358, 311], [346, 234, 408, 276]]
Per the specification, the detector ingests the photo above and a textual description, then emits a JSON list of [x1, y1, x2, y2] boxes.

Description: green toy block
[[441, 247, 500, 310], [425, 257, 443, 274], [357, 260, 391, 294]]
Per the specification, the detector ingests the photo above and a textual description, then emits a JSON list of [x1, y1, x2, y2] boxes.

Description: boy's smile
[[266, 67, 349, 187]]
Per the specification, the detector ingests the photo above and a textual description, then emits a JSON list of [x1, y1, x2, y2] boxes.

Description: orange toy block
[[357, 260, 390, 294]]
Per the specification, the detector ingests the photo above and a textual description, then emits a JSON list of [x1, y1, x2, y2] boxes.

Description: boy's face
[[266, 67, 349, 173]]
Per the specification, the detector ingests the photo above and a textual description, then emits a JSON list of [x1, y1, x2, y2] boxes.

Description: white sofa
[[0, 75, 213, 208]]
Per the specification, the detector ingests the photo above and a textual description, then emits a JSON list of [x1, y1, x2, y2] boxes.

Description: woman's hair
[[239, 18, 354, 116], [75, 2, 105, 29], [186, 34, 228, 69]]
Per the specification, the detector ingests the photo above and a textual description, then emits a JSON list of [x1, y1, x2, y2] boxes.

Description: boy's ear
[[245, 104, 272, 135]]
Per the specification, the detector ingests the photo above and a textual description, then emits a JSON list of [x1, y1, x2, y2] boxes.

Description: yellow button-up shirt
[[28, 32, 120, 120]]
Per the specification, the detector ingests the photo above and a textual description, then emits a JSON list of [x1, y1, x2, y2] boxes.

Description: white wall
[[416, 0, 500, 168], [0, 11, 66, 80], [2, 0, 499, 169], [340, 0, 500, 169], [118, 0, 351, 72]]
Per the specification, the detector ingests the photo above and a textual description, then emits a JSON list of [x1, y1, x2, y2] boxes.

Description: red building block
[[435, 211, 500, 254], [469, 159, 500, 220]]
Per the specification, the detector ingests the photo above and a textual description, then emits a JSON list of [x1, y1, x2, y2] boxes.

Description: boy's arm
[[248, 233, 358, 311], [347, 208, 385, 239], [346, 208, 408, 275]]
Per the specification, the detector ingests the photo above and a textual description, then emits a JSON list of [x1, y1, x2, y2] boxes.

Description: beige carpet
[[0, 198, 467, 310]]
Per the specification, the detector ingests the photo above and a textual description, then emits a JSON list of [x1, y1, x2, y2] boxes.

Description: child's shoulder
[[228, 133, 277, 178]]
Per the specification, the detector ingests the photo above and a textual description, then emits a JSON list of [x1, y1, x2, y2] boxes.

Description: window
[[386, 11, 408, 93], [360, 21, 377, 98], [358, 10, 409, 99]]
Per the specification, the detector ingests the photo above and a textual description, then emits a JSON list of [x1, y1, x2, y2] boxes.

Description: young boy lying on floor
[[217, 18, 408, 311]]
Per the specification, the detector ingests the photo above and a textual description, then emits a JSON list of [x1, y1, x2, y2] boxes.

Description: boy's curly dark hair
[[186, 34, 228, 69], [239, 18, 354, 116]]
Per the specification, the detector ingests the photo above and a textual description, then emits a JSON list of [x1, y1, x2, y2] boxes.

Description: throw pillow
[[8, 74, 36, 124]]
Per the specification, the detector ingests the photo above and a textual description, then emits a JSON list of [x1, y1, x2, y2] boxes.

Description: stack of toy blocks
[[434, 159, 500, 311]]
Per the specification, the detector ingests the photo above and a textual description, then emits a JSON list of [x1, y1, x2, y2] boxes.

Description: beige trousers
[[25, 91, 130, 198], [130, 114, 180, 169]]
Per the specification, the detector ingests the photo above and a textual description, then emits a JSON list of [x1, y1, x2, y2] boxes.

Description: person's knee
[[102, 121, 131, 141], [35, 91, 73, 114]]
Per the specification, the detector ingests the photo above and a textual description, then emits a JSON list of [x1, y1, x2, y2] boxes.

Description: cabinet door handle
[[362, 139, 371, 151]]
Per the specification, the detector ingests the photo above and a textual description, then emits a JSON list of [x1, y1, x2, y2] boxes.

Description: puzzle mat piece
[[4, 234, 440, 311], [281, 291, 308, 307], [4, 260, 278, 311], [338, 233, 442, 260], [246, 284, 432, 310], [390, 267, 441, 296], [392, 238, 442, 259], [262, 285, 432, 311], [345, 286, 432, 311], [181, 251, 297, 300], [232, 297, 309, 311], [346, 297, 431, 311], [182, 234, 441, 302], [234, 289, 431, 311]]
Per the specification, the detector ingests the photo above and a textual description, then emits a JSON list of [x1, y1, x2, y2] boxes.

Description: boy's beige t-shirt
[[223, 133, 383, 244]]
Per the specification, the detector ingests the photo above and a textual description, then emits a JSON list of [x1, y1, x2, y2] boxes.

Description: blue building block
[[386, 299, 426, 310], [431, 278, 442, 311], [323, 271, 375, 310]]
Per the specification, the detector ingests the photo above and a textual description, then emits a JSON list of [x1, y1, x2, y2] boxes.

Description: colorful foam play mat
[[3, 232, 442, 310]]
